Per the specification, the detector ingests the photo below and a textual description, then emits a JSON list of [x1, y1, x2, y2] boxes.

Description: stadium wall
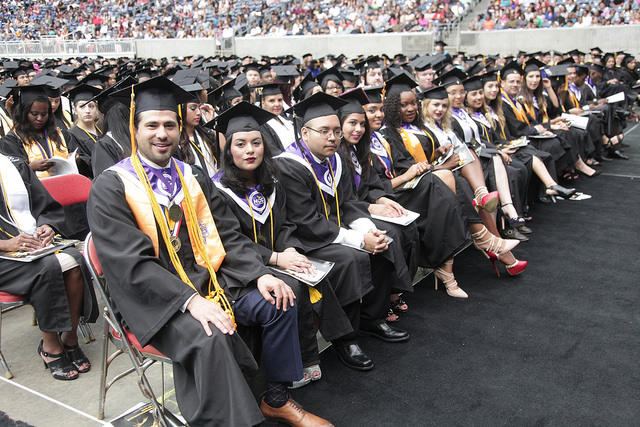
[[459, 25, 640, 56]]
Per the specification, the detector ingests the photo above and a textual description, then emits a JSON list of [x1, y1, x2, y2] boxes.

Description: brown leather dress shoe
[[260, 397, 334, 427]]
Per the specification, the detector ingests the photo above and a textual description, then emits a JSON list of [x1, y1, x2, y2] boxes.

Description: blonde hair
[[421, 98, 452, 132]]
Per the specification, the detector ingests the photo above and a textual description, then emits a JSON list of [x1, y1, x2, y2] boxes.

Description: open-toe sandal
[[63, 342, 91, 373], [38, 340, 78, 381], [390, 297, 408, 313]]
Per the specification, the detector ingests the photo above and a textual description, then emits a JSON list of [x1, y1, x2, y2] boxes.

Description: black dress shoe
[[610, 150, 629, 160], [360, 323, 410, 343], [598, 155, 613, 162], [517, 224, 532, 234], [333, 343, 373, 371], [499, 226, 529, 241]]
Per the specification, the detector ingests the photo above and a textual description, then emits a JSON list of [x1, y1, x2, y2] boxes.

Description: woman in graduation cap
[[364, 85, 473, 295], [516, 60, 599, 181], [211, 101, 354, 387], [381, 74, 526, 278], [176, 84, 219, 178], [0, 84, 89, 238], [337, 88, 420, 311], [481, 71, 576, 204], [440, 69, 530, 241], [66, 84, 104, 179], [0, 153, 97, 381], [255, 83, 297, 155]]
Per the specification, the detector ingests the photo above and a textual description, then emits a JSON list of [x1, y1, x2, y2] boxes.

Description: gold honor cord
[[128, 89, 235, 326], [189, 135, 218, 173], [302, 153, 341, 227], [245, 194, 274, 249]]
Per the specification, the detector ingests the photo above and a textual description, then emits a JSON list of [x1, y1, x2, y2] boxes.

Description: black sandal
[[390, 297, 408, 313], [37, 340, 79, 381], [62, 342, 91, 373]]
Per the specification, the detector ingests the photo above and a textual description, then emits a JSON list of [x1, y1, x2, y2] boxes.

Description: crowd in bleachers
[[468, 0, 640, 30], [0, 0, 474, 41]]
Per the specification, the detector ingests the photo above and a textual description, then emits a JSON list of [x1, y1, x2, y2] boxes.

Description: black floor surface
[[293, 123, 640, 426]]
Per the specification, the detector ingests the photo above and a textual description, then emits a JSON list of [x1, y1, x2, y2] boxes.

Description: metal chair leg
[[0, 310, 14, 379]]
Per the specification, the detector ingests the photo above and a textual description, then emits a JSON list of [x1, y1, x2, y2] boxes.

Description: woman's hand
[[441, 152, 460, 170], [542, 77, 552, 89], [406, 161, 430, 179], [370, 197, 407, 217], [36, 225, 55, 247], [499, 151, 512, 164], [30, 159, 54, 172], [199, 103, 215, 123], [363, 229, 388, 254], [0, 233, 43, 252]]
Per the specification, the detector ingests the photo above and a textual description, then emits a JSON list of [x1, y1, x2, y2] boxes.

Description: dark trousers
[[150, 311, 264, 427], [233, 288, 304, 383]]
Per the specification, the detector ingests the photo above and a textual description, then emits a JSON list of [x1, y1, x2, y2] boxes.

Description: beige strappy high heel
[[472, 226, 519, 256], [434, 259, 468, 299]]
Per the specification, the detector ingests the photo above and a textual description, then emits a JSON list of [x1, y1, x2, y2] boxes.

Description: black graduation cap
[[339, 68, 359, 84], [78, 72, 110, 88], [206, 101, 274, 139], [384, 73, 418, 95], [14, 84, 50, 104], [480, 70, 499, 85], [419, 85, 448, 100], [0, 79, 17, 98], [259, 64, 273, 76], [180, 83, 205, 102], [567, 49, 585, 57], [544, 65, 569, 77], [590, 47, 603, 55], [387, 67, 413, 80], [271, 65, 299, 80], [11, 66, 31, 79], [109, 76, 193, 114], [466, 60, 484, 76], [254, 82, 283, 98], [590, 63, 605, 74], [64, 84, 103, 105], [500, 61, 524, 79], [243, 62, 261, 73], [462, 75, 483, 92], [172, 68, 200, 85], [292, 73, 320, 102], [557, 57, 576, 66], [434, 40, 447, 47], [523, 58, 546, 74], [338, 87, 369, 117], [574, 64, 590, 76], [209, 78, 243, 105], [355, 55, 381, 72], [29, 74, 69, 98], [315, 66, 344, 87], [288, 91, 347, 124], [434, 68, 467, 87], [136, 67, 159, 80], [410, 56, 434, 72], [363, 85, 383, 104], [84, 75, 138, 115]]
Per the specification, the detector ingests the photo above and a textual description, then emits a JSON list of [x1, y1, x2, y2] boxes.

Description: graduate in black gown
[[65, 84, 104, 179], [0, 85, 89, 239], [88, 77, 331, 427], [255, 83, 297, 154], [176, 84, 219, 178], [211, 102, 353, 389], [275, 92, 410, 372], [0, 153, 97, 381], [337, 88, 419, 315]]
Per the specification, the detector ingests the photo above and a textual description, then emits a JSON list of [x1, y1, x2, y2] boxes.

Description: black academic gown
[[276, 150, 395, 330], [92, 133, 129, 177], [216, 180, 353, 365], [0, 130, 90, 239], [0, 155, 97, 332], [88, 163, 289, 426], [67, 125, 102, 179], [377, 128, 470, 267]]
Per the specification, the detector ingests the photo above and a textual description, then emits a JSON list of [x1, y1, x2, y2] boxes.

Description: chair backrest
[[40, 174, 92, 206]]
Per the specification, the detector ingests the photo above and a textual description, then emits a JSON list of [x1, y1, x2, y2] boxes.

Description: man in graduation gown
[[275, 92, 410, 372], [87, 77, 332, 427]]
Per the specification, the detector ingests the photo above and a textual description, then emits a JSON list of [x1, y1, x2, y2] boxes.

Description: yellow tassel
[[308, 286, 322, 304]]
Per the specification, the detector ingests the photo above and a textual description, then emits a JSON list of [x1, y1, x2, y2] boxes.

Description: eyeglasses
[[305, 126, 343, 139]]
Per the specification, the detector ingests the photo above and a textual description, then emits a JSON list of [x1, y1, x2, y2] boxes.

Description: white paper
[[606, 92, 625, 104], [371, 210, 420, 226], [47, 149, 79, 176], [561, 113, 588, 130]]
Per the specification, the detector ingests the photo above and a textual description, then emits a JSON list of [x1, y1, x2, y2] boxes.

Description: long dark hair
[[52, 101, 73, 129], [13, 98, 63, 150], [382, 90, 425, 144], [178, 102, 218, 165], [338, 110, 372, 181], [220, 130, 278, 197], [103, 103, 132, 157]]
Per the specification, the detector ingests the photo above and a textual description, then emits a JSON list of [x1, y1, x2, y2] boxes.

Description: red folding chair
[[41, 173, 94, 343], [83, 233, 174, 425]]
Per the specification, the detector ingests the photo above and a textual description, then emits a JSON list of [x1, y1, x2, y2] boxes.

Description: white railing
[[0, 39, 137, 59]]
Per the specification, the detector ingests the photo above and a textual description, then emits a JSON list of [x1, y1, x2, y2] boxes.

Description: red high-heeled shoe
[[484, 250, 528, 277], [472, 191, 499, 213]]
